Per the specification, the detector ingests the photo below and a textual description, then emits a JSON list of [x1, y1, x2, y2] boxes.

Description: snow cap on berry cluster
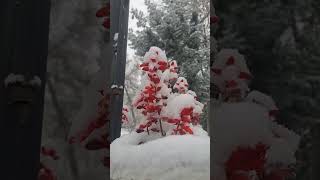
[[161, 60, 178, 84], [246, 90, 280, 121], [173, 77, 189, 93], [161, 94, 203, 123], [140, 46, 168, 72], [211, 49, 251, 98]]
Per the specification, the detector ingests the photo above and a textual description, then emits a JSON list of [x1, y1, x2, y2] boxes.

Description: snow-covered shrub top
[[161, 60, 178, 84], [173, 77, 188, 93], [211, 49, 252, 100], [39, 144, 60, 180], [162, 94, 203, 124], [131, 46, 204, 136]]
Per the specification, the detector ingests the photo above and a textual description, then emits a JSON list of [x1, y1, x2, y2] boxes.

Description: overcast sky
[[127, 0, 148, 59]]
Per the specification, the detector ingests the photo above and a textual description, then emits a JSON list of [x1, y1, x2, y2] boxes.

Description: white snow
[[111, 84, 118, 89], [111, 130, 209, 180], [111, 85, 123, 90], [246, 90, 278, 110], [4, 73, 25, 87], [114, 33, 119, 41], [113, 42, 118, 49], [4, 74, 42, 87], [161, 94, 203, 119], [29, 76, 42, 87], [121, 128, 130, 136], [143, 46, 168, 64]]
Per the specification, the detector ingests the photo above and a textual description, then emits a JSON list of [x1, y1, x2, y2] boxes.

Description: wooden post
[[0, 0, 50, 179], [311, 125, 320, 180], [109, 0, 130, 141]]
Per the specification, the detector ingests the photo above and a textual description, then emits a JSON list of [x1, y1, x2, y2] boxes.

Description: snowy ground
[[111, 127, 210, 180], [120, 128, 130, 136]]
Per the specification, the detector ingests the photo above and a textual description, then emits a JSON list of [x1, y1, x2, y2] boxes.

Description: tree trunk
[[0, 0, 51, 179]]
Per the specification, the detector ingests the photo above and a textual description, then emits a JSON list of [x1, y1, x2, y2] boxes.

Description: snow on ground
[[111, 126, 210, 180], [120, 128, 130, 136]]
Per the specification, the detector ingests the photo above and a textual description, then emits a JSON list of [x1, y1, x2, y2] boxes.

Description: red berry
[[239, 72, 252, 80], [211, 68, 222, 75], [226, 56, 235, 65], [103, 18, 110, 29], [225, 80, 238, 88], [96, 7, 109, 17], [210, 16, 219, 24]]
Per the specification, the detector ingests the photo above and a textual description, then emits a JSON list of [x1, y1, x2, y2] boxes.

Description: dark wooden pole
[[0, 0, 51, 179], [109, 0, 130, 142], [311, 125, 320, 180]]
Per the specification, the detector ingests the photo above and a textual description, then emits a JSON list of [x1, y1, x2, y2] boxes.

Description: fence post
[[109, 0, 130, 141], [0, 0, 51, 179]]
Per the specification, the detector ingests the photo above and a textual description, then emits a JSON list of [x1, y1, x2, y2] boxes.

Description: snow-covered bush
[[132, 47, 204, 136], [211, 49, 252, 102], [211, 49, 300, 180], [111, 47, 209, 180]]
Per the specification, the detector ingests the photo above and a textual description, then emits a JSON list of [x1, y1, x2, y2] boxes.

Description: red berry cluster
[[134, 50, 170, 134], [68, 89, 111, 168], [134, 84, 164, 134], [38, 162, 57, 180], [38, 147, 59, 180], [225, 143, 294, 180], [96, 3, 111, 30], [121, 106, 129, 124], [165, 105, 201, 135]]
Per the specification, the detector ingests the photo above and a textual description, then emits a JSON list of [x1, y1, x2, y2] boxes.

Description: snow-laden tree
[[111, 47, 210, 180], [128, 0, 210, 130]]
